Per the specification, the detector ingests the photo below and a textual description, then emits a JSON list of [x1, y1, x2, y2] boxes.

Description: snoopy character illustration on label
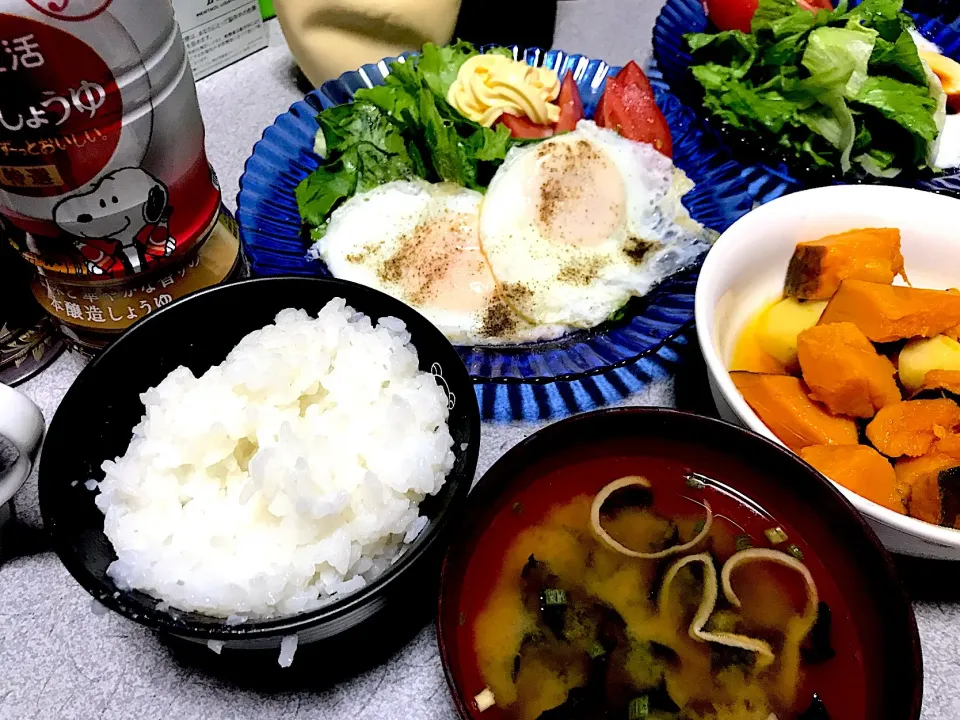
[[0, 0, 221, 281]]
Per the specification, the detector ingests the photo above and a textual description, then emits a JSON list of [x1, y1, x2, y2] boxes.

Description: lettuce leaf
[[417, 40, 479, 99], [854, 75, 939, 145], [686, 0, 940, 177], [870, 30, 928, 85], [802, 26, 878, 98], [686, 31, 758, 77], [296, 101, 419, 232], [845, 0, 910, 42], [750, 0, 811, 34], [297, 42, 523, 233]]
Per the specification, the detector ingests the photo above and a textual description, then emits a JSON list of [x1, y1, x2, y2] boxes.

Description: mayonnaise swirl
[[447, 54, 561, 127]]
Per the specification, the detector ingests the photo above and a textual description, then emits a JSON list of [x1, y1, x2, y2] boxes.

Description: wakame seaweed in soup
[[454, 459, 865, 720]]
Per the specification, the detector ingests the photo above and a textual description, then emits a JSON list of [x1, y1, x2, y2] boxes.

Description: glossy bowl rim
[[695, 184, 960, 552], [39, 275, 481, 641], [435, 405, 922, 720]]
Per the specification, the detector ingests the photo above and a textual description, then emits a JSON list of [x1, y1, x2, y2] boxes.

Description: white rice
[[94, 299, 455, 619], [278, 634, 298, 667]]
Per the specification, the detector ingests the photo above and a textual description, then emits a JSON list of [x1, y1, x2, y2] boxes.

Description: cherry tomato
[[593, 91, 610, 127], [702, 0, 758, 33], [497, 113, 554, 139], [705, 0, 831, 31], [554, 72, 585, 133], [613, 60, 648, 88], [595, 61, 673, 157]]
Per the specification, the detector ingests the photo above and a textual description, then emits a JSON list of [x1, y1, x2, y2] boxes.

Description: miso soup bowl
[[696, 184, 960, 560], [437, 408, 922, 720]]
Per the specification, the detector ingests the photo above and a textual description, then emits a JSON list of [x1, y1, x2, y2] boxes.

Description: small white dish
[[695, 185, 960, 560], [0, 382, 44, 507]]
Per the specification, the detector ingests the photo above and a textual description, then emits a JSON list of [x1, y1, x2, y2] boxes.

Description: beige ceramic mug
[[275, 0, 462, 86]]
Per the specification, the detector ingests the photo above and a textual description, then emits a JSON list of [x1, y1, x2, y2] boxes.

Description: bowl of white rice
[[39, 277, 480, 655]]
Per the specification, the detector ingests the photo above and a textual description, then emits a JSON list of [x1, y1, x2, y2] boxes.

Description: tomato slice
[[595, 61, 673, 157], [497, 113, 554, 139], [554, 72, 585, 133], [613, 60, 647, 89], [593, 87, 611, 127]]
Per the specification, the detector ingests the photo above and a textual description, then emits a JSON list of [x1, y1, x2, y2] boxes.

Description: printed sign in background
[[172, 0, 269, 80]]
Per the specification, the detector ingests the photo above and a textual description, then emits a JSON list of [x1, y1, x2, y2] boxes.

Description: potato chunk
[[898, 335, 960, 393], [755, 298, 828, 367]]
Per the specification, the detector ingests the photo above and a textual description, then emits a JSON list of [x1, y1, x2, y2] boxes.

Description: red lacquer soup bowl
[[437, 408, 921, 720]]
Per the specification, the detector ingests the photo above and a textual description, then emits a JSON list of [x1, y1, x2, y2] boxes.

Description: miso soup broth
[[454, 454, 865, 720]]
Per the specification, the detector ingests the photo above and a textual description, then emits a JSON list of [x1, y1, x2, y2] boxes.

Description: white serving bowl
[[696, 184, 960, 560]]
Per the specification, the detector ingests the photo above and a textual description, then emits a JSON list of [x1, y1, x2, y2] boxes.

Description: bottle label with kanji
[[0, 0, 221, 281]]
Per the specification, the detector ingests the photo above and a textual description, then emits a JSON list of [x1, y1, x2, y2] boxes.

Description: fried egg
[[313, 180, 559, 345], [478, 120, 715, 329]]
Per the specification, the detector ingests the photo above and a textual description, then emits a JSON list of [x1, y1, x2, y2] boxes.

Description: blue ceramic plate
[[237, 47, 753, 421], [653, 0, 960, 206]]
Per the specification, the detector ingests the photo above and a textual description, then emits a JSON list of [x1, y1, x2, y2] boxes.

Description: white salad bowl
[[696, 184, 960, 560]]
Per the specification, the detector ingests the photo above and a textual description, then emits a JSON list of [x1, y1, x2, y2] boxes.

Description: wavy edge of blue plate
[[237, 47, 752, 421], [653, 0, 960, 207]]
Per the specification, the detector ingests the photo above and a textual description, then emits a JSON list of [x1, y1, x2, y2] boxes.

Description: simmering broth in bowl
[[457, 456, 863, 720], [438, 410, 921, 720]]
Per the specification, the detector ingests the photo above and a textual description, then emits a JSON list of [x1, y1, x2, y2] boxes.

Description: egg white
[[478, 120, 715, 329], [312, 180, 560, 345]]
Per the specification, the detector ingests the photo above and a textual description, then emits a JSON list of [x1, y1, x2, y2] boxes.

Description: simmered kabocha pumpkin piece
[[731, 372, 859, 452], [799, 444, 905, 514], [784, 228, 906, 301], [933, 433, 960, 459], [819, 280, 960, 343], [895, 453, 960, 525], [865, 399, 960, 458], [796, 322, 900, 418], [916, 370, 960, 400]]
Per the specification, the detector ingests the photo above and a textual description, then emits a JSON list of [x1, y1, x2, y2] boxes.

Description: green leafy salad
[[296, 42, 527, 242], [685, 0, 947, 178]]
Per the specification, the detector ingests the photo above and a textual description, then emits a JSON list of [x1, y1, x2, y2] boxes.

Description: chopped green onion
[[543, 588, 567, 606], [735, 534, 753, 552], [587, 641, 606, 659], [692, 518, 706, 534], [765, 527, 789, 545], [788, 544, 805, 561], [628, 695, 650, 719], [685, 473, 707, 490]]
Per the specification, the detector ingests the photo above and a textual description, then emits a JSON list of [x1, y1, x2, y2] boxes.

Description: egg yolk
[[377, 211, 497, 313], [532, 138, 627, 247]]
